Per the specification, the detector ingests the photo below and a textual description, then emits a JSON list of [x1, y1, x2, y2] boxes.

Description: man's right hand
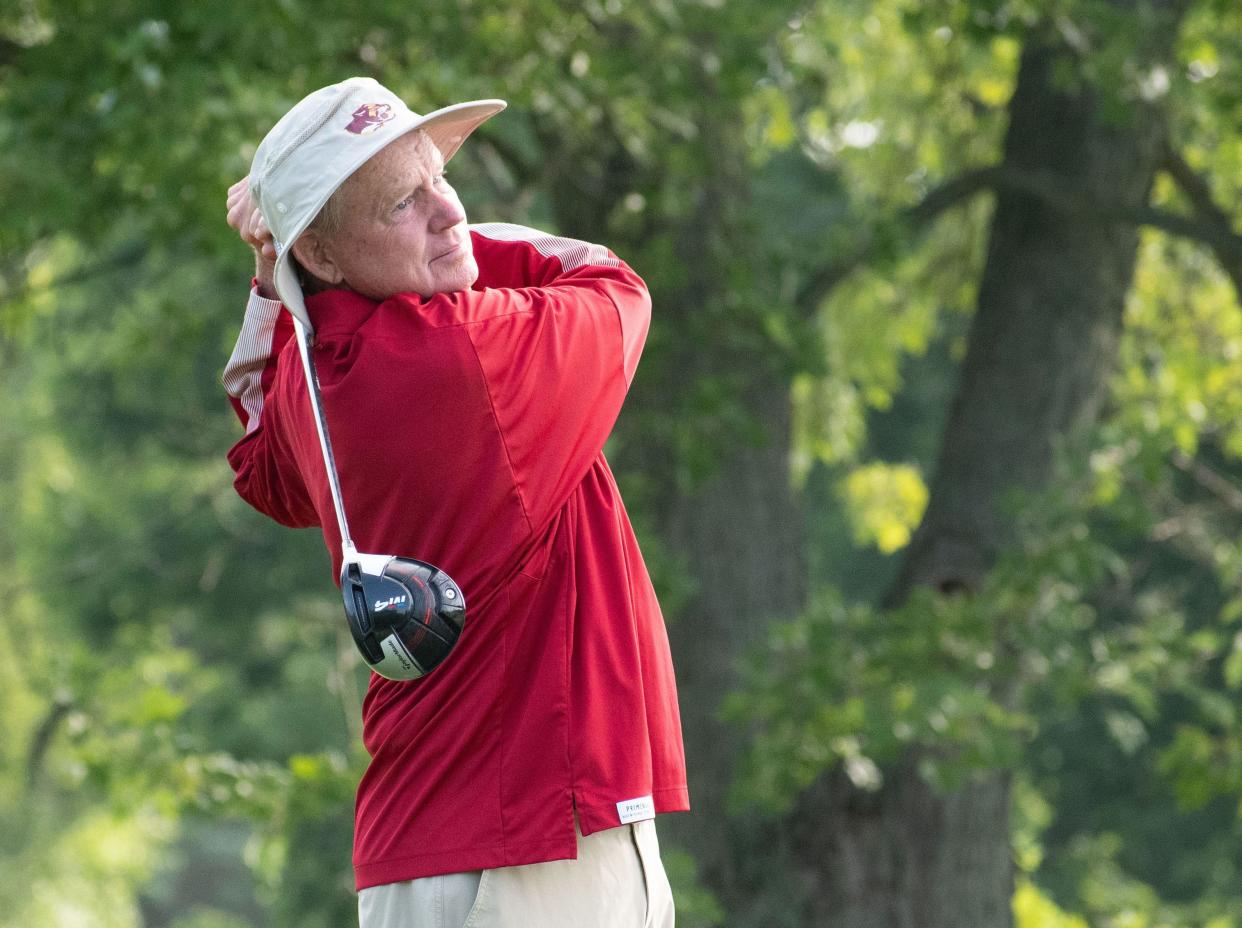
[[226, 176, 279, 299]]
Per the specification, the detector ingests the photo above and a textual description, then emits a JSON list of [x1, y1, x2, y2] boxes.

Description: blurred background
[[4, 0, 1242, 925]]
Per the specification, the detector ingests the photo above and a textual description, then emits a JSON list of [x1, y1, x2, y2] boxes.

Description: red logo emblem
[[346, 103, 394, 135]]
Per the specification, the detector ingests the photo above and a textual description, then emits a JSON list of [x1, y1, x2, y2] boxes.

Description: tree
[[729, 1, 1242, 925], [793, 4, 1187, 921], [6, 1, 1242, 925]]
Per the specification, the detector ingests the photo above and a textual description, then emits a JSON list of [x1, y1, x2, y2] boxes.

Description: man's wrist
[[255, 253, 278, 300], [250, 274, 280, 304]]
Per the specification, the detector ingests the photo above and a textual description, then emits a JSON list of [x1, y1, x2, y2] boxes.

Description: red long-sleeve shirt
[[222, 223, 689, 889]]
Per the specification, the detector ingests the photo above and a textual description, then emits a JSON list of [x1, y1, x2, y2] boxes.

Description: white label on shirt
[[616, 795, 656, 825]]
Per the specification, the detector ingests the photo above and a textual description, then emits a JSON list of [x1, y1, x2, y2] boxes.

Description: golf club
[[292, 315, 466, 681]]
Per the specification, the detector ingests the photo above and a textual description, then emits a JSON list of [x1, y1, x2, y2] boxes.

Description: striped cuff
[[247, 286, 283, 316], [222, 287, 285, 433]]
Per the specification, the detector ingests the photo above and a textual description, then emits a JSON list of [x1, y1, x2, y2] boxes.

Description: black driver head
[[340, 554, 466, 680]]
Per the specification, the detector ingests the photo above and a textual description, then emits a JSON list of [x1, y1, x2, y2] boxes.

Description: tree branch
[[471, 132, 540, 191], [1160, 144, 1242, 296], [1, 240, 149, 312], [26, 693, 74, 789], [1171, 449, 1242, 516], [798, 158, 1242, 316], [795, 166, 1002, 314], [1162, 147, 1227, 222], [0, 37, 21, 69]]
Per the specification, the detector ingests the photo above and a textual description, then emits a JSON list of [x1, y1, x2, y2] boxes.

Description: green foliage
[[1013, 878, 1091, 928], [838, 461, 929, 552], [6, 0, 1242, 924], [663, 847, 727, 928], [1053, 832, 1242, 928], [725, 485, 1112, 811], [169, 913, 254, 928]]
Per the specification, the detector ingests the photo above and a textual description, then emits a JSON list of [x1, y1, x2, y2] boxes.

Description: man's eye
[[394, 195, 414, 211]]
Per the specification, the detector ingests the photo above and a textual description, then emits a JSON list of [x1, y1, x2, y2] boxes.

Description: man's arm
[[225, 177, 278, 297], [431, 224, 652, 533], [220, 179, 318, 527], [468, 222, 648, 386]]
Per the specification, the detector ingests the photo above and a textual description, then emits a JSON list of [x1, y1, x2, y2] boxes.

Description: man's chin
[[414, 254, 477, 296], [451, 254, 480, 291]]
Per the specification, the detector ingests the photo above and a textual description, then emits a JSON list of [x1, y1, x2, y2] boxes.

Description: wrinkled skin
[[225, 130, 476, 301]]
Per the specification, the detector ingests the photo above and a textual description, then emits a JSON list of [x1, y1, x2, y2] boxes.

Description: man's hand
[[226, 176, 278, 299]]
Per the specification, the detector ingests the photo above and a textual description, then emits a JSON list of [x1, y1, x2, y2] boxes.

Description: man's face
[[318, 130, 477, 300]]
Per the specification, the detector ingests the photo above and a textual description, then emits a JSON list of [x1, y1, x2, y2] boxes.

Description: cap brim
[[414, 99, 507, 165], [272, 99, 508, 333], [273, 252, 311, 333]]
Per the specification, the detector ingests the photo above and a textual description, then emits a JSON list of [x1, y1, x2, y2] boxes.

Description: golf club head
[[340, 553, 466, 681]]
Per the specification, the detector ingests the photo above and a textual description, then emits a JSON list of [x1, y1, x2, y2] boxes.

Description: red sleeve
[[221, 282, 318, 528], [449, 224, 651, 531]]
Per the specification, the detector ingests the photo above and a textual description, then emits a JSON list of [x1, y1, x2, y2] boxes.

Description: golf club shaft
[[293, 316, 358, 562]]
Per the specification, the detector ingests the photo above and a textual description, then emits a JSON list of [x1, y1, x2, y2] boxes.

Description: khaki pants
[[358, 818, 674, 928]]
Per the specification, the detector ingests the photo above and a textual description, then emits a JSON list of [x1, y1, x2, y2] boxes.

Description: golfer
[[221, 76, 689, 927]]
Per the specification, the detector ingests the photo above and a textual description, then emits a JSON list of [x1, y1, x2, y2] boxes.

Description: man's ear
[[291, 231, 345, 285]]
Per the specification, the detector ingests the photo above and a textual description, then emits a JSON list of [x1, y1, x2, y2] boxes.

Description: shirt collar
[[305, 288, 388, 338]]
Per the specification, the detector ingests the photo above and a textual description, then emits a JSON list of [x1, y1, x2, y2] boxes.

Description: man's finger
[[245, 206, 270, 242], [226, 181, 245, 208], [227, 177, 251, 204], [226, 184, 252, 228], [226, 198, 246, 231], [225, 175, 276, 263], [225, 177, 253, 220]]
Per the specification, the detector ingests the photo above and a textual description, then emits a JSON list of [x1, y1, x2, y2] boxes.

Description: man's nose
[[431, 189, 466, 230]]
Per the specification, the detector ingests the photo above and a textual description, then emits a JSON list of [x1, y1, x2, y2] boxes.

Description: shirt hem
[[574, 786, 691, 837], [355, 835, 576, 891], [352, 797, 690, 890]]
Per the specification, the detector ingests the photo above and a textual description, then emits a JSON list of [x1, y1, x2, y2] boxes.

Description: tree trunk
[[661, 369, 809, 919], [635, 83, 813, 915], [539, 94, 813, 919], [791, 18, 1180, 928]]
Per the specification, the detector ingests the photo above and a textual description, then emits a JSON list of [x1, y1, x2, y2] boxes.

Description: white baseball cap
[[248, 76, 506, 332]]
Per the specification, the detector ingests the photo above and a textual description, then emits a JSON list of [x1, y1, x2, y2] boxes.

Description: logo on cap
[[346, 103, 394, 135]]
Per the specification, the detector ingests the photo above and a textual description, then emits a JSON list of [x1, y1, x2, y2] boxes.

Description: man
[[221, 76, 689, 927]]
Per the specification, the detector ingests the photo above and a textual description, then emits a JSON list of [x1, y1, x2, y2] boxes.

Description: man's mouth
[[433, 241, 462, 263]]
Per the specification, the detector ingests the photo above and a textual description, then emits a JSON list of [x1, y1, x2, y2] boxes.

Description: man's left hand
[[226, 176, 278, 298]]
